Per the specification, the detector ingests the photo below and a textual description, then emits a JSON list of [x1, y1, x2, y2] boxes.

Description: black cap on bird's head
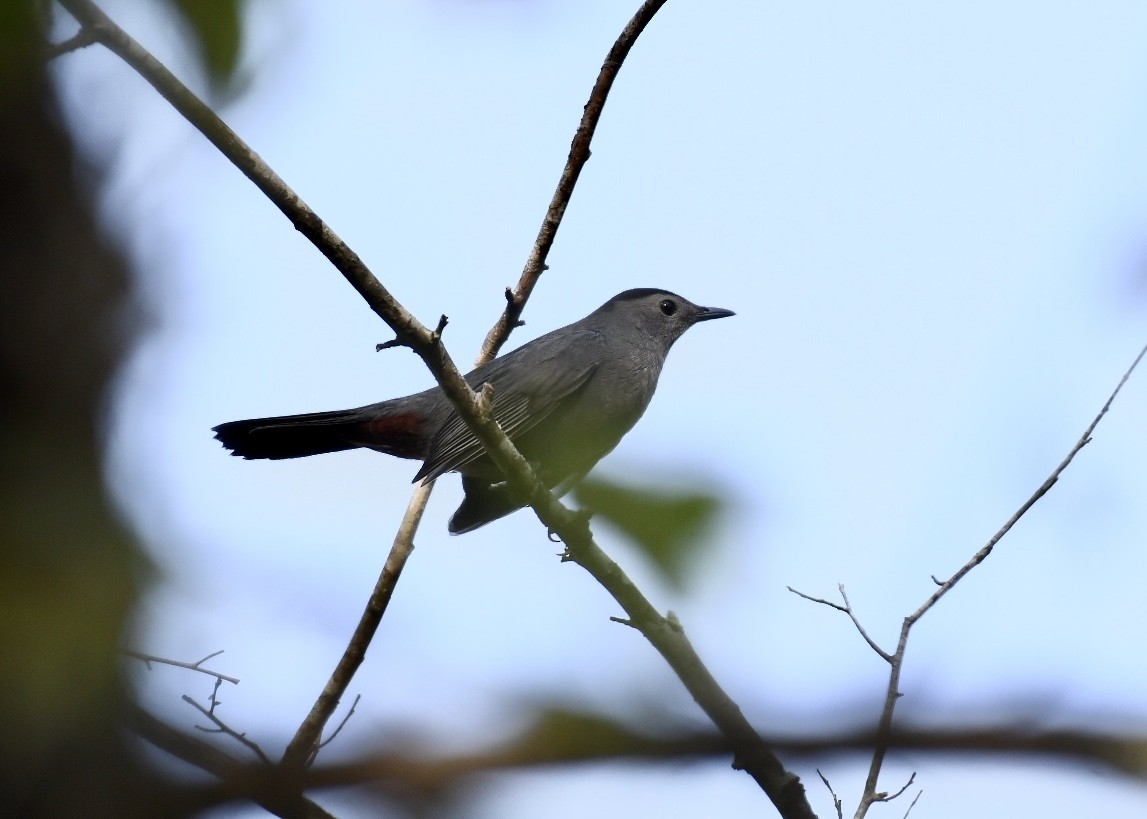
[[593, 288, 736, 344]]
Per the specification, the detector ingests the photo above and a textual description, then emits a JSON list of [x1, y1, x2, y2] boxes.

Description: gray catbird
[[213, 288, 734, 533]]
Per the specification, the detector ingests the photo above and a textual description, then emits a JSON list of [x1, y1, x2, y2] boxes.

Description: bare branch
[[882, 771, 916, 802], [52, 1, 466, 398], [817, 769, 844, 819], [786, 585, 848, 612], [561, 536, 815, 817], [51, 0, 545, 774], [282, 482, 433, 769], [788, 586, 892, 663], [912, 340, 1147, 624], [58, 1, 816, 814], [182, 694, 274, 766], [125, 649, 240, 685], [854, 339, 1147, 818], [478, 0, 671, 361], [126, 704, 336, 819], [901, 789, 923, 819], [312, 694, 362, 765], [834, 586, 892, 663]]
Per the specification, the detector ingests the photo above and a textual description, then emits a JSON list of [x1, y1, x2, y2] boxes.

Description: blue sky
[[54, 1, 1147, 816]]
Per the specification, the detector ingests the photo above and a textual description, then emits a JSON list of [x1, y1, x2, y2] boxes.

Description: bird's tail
[[213, 410, 366, 460]]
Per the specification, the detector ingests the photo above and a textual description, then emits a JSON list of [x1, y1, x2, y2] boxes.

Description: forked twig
[[125, 649, 240, 685], [848, 340, 1147, 819], [787, 584, 892, 662], [182, 694, 273, 766]]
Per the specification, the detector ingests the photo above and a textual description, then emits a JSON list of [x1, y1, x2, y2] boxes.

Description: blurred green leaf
[[573, 476, 724, 591], [0, 0, 39, 92], [168, 0, 243, 91]]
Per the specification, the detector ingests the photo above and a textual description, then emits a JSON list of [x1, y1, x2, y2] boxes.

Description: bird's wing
[[414, 329, 605, 483]]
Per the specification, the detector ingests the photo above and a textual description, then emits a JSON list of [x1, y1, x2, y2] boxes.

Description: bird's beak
[[693, 305, 736, 323]]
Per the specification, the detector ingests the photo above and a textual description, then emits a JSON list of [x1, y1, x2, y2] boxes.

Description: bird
[[213, 288, 734, 533]]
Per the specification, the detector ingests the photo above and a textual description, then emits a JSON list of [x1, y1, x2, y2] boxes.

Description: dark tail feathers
[[213, 410, 364, 460]]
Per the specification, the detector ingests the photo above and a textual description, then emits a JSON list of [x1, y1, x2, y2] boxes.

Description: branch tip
[[903, 789, 924, 818]]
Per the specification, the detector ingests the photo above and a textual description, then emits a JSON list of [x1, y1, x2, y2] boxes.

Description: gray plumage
[[213, 288, 734, 533]]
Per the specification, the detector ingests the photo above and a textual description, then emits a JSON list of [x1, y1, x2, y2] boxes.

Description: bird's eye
[[659, 299, 678, 316]]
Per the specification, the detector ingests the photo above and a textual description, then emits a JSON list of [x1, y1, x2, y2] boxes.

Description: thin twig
[[787, 585, 892, 662], [854, 339, 1147, 818], [312, 694, 362, 764], [901, 789, 923, 819], [478, 0, 671, 361], [125, 649, 240, 685], [882, 771, 916, 802], [817, 769, 844, 819], [183, 694, 274, 766], [206, 677, 225, 713]]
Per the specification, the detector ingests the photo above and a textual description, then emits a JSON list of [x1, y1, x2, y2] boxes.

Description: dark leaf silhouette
[[170, 0, 243, 91]]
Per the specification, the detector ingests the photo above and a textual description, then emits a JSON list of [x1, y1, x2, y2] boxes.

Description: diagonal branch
[[282, 482, 433, 769], [285, 0, 673, 772], [183, 694, 274, 766], [854, 339, 1147, 819], [52, 0, 553, 772], [559, 535, 816, 818], [58, 1, 816, 815]]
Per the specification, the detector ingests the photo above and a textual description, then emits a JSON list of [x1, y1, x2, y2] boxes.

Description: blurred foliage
[[574, 476, 724, 591], [168, 0, 245, 92], [0, 0, 38, 95], [0, 1, 173, 814]]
